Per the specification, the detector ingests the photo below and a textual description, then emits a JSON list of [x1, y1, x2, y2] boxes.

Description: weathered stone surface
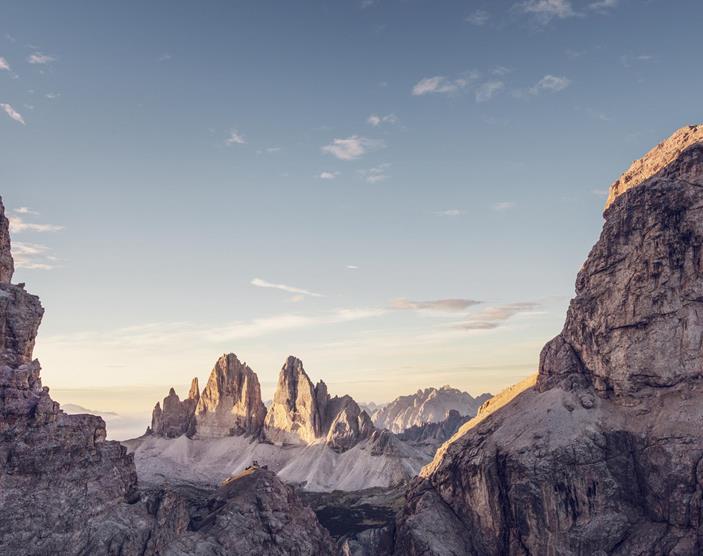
[[394, 125, 703, 555], [372, 385, 491, 433], [265, 356, 374, 450], [606, 124, 703, 208], [164, 467, 335, 555], [195, 353, 267, 438], [150, 379, 199, 438], [0, 198, 12, 284], [265, 356, 323, 444]]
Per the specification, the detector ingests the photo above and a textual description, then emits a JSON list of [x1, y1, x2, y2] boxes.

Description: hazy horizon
[[3, 0, 703, 438]]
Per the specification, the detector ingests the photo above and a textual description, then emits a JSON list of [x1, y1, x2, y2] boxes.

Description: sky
[[2, 0, 703, 438]]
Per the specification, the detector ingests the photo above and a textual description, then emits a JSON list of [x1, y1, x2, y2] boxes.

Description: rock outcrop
[[0, 198, 13, 284], [0, 198, 336, 555], [372, 385, 491, 433], [0, 197, 146, 554], [394, 125, 703, 555], [150, 378, 199, 438], [158, 467, 334, 555], [195, 353, 267, 438], [265, 356, 374, 450]]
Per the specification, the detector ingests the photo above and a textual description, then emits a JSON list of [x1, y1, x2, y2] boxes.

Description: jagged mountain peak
[[606, 123, 703, 209]]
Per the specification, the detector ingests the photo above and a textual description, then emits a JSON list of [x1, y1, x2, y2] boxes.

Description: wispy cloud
[[27, 52, 56, 65], [322, 136, 383, 161], [251, 277, 324, 298], [1, 103, 25, 125], [0, 57, 10, 71], [43, 308, 386, 348], [9, 215, 63, 233], [466, 10, 490, 26], [359, 164, 390, 184], [518, 0, 575, 21], [412, 75, 471, 96], [436, 209, 465, 217], [620, 54, 653, 68], [367, 113, 398, 127], [527, 75, 571, 95], [225, 129, 246, 145], [475, 80, 505, 102], [589, 0, 618, 12], [456, 302, 539, 330], [319, 171, 340, 180], [492, 201, 516, 211], [392, 298, 482, 312], [12, 242, 57, 270], [346, 265, 359, 270], [14, 207, 39, 215]]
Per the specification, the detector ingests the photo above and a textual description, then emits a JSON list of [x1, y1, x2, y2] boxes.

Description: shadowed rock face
[[394, 125, 703, 555], [0, 197, 13, 284], [150, 379, 199, 438]]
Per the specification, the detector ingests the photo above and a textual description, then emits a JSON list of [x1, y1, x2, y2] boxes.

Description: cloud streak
[[1, 103, 25, 125], [391, 298, 482, 312], [251, 277, 324, 298], [9, 215, 63, 233], [456, 302, 539, 330], [412, 76, 470, 96], [27, 52, 56, 65], [12, 242, 57, 270], [367, 113, 398, 127]]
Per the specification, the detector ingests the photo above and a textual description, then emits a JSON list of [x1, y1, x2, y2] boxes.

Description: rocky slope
[[372, 385, 491, 433], [394, 124, 703, 555], [0, 197, 334, 555]]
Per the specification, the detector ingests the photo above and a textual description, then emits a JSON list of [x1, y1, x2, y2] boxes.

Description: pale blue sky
[[2, 0, 702, 434]]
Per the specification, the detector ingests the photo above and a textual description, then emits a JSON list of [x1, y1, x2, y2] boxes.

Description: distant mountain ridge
[[371, 385, 492, 433]]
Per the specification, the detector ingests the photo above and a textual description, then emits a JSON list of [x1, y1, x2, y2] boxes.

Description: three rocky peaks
[[150, 353, 375, 452], [0, 197, 334, 554], [2, 123, 703, 555]]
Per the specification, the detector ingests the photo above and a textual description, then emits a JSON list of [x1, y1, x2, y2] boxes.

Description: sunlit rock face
[[195, 353, 267, 438], [394, 125, 703, 555], [265, 356, 374, 450]]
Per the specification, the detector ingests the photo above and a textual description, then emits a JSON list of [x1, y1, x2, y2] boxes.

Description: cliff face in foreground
[[394, 125, 703, 555], [0, 198, 333, 556]]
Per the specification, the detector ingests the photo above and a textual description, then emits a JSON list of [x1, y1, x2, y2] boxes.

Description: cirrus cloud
[[1, 103, 25, 125]]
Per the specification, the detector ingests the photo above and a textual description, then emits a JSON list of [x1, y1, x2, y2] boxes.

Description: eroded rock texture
[[195, 353, 267, 438], [265, 356, 374, 450], [372, 385, 491, 433], [150, 378, 199, 438], [394, 125, 703, 555]]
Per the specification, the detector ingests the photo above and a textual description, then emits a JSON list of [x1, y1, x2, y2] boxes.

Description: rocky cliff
[[394, 125, 703, 555], [265, 356, 374, 450], [150, 379, 199, 438], [195, 353, 267, 438], [0, 198, 334, 555], [372, 385, 491, 433]]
